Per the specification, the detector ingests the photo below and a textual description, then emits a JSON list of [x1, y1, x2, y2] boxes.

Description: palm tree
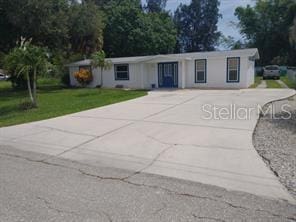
[[4, 38, 48, 107], [91, 50, 111, 87]]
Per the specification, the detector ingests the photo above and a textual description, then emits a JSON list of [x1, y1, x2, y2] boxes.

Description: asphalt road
[[0, 146, 295, 222]]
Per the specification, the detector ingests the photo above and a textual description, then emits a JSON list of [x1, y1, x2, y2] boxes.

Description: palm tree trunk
[[26, 72, 34, 104], [32, 68, 37, 107]]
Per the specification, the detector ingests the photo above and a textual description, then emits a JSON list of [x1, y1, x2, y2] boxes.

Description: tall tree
[[174, 0, 221, 52], [103, 0, 176, 57], [145, 0, 167, 13], [290, 18, 296, 47], [0, 0, 20, 52], [68, 1, 105, 56], [0, 0, 105, 57], [288, 3, 296, 64], [0, 0, 69, 52], [235, 0, 296, 65]]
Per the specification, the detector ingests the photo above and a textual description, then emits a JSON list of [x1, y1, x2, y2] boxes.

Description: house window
[[115, 64, 129, 80], [195, 59, 207, 83], [227, 57, 240, 82]]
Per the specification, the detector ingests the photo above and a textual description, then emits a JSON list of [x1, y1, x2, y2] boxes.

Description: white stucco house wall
[[66, 48, 259, 89]]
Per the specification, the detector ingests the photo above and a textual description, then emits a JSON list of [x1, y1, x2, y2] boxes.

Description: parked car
[[263, 65, 280, 79], [0, 73, 9, 81], [0, 69, 9, 80]]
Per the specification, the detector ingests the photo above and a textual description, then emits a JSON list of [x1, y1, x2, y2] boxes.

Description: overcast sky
[[144, 0, 255, 41]]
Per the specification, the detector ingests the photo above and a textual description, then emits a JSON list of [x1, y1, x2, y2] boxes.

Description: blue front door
[[158, 62, 178, 88]]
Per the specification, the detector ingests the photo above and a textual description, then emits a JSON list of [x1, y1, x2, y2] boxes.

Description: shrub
[[271, 56, 288, 66], [19, 100, 36, 110], [9, 74, 29, 89], [74, 69, 93, 86]]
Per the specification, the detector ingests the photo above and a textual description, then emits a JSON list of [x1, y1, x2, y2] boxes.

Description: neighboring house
[[67, 48, 259, 89]]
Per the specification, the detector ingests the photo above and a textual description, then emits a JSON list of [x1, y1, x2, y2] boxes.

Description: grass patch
[[266, 79, 282, 88], [281, 76, 296, 89], [0, 80, 11, 90], [249, 76, 262, 88], [37, 77, 61, 86], [0, 80, 147, 127]]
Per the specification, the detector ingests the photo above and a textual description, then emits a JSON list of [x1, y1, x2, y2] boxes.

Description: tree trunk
[[26, 72, 34, 104], [101, 67, 104, 87], [32, 68, 37, 107]]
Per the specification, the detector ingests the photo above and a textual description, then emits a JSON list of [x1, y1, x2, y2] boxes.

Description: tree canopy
[[68, 1, 105, 55], [103, 0, 176, 57], [0, 0, 69, 52], [235, 0, 296, 65], [174, 0, 221, 52], [0, 0, 227, 60], [2, 0, 295, 66], [0, 0, 104, 56], [145, 0, 167, 13]]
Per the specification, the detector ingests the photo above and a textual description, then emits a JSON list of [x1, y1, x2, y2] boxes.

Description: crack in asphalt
[[152, 203, 168, 215], [1, 151, 295, 221], [36, 196, 113, 221], [192, 214, 226, 222], [36, 196, 78, 216], [100, 210, 113, 222]]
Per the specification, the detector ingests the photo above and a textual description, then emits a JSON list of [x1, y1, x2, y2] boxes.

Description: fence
[[287, 68, 296, 84]]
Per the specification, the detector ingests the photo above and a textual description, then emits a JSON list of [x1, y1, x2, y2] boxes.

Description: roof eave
[[248, 50, 260, 61]]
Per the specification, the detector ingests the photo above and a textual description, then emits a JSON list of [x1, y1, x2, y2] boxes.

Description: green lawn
[[281, 76, 296, 89], [249, 76, 262, 88], [266, 79, 282, 88], [0, 80, 147, 127]]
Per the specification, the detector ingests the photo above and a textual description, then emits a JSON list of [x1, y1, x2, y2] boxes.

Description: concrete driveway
[[0, 89, 295, 203]]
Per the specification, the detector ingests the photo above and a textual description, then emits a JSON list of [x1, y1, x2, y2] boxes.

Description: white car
[[0, 73, 9, 81], [263, 65, 280, 80]]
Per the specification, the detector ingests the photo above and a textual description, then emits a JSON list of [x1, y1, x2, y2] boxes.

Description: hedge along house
[[67, 48, 259, 89]]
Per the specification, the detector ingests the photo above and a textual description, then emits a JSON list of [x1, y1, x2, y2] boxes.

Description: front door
[[158, 62, 178, 88]]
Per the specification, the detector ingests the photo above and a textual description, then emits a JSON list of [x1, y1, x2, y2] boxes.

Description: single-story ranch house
[[67, 48, 259, 89]]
